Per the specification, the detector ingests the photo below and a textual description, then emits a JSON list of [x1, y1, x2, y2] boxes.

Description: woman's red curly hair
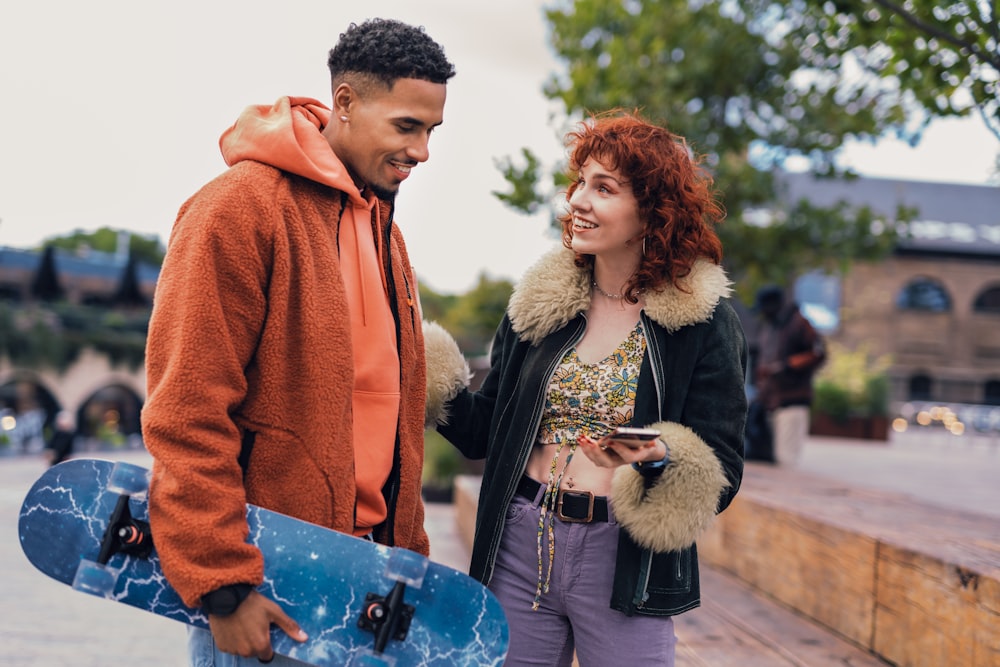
[[559, 110, 725, 302]]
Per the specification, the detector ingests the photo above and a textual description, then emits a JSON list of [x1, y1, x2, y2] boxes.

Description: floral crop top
[[536, 321, 646, 444]]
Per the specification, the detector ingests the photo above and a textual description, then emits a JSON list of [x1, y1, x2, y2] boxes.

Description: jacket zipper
[[383, 204, 417, 333], [485, 317, 587, 584], [634, 314, 664, 608]]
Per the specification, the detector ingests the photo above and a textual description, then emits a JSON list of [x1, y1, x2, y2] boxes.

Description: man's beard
[[369, 183, 399, 202]]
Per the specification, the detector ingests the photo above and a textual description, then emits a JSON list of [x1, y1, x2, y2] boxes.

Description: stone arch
[[973, 284, 1000, 315], [896, 277, 952, 312], [77, 383, 144, 443], [908, 373, 934, 402], [984, 379, 1000, 406], [0, 371, 61, 451]]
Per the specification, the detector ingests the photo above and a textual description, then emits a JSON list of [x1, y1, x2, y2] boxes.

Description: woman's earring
[[340, 115, 349, 122], [642, 236, 648, 257]]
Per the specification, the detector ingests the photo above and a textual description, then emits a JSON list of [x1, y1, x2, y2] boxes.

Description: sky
[[1, 1, 997, 294]]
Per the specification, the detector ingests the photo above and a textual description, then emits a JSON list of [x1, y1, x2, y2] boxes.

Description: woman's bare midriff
[[523, 440, 616, 497]]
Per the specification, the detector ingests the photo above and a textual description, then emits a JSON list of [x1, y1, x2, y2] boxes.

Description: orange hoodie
[[144, 97, 427, 607], [221, 97, 401, 534]]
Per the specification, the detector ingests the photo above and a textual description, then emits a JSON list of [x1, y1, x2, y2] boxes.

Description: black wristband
[[632, 443, 671, 477], [201, 583, 253, 617]]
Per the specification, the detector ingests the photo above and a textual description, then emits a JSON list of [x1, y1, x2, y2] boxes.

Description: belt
[[515, 475, 611, 523]]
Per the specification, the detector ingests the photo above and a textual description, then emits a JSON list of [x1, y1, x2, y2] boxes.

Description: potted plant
[[810, 341, 891, 440]]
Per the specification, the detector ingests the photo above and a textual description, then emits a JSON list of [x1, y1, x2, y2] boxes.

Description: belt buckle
[[557, 489, 594, 523]]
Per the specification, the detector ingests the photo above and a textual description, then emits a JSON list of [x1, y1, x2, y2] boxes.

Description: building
[[0, 242, 157, 451], [781, 174, 1000, 412], [0, 243, 158, 306]]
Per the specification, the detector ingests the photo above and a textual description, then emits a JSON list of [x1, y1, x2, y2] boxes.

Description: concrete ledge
[[699, 462, 1000, 667]]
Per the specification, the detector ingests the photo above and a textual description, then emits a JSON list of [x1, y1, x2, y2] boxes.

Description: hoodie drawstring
[[354, 210, 368, 326]]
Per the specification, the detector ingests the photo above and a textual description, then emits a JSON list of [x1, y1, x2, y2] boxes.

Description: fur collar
[[508, 247, 732, 345]]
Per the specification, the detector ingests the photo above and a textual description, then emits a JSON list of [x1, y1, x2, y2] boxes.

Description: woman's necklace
[[592, 280, 624, 300]]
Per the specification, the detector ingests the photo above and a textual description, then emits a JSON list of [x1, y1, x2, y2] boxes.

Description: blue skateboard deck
[[18, 458, 508, 666]]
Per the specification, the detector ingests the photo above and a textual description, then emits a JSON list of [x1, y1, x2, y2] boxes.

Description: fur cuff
[[423, 321, 471, 427], [611, 421, 729, 552]]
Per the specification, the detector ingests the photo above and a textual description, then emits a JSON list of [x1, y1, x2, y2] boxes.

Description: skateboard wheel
[[73, 559, 118, 598], [106, 462, 150, 497], [384, 548, 428, 589]]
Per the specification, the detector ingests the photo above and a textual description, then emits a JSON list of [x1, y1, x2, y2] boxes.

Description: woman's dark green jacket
[[425, 247, 747, 616]]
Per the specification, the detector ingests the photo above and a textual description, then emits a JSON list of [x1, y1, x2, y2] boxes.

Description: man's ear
[[332, 82, 356, 117]]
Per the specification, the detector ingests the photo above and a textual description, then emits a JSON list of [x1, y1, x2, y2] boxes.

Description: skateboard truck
[[69, 461, 155, 599], [96, 494, 154, 565], [358, 548, 427, 656], [359, 582, 415, 654]]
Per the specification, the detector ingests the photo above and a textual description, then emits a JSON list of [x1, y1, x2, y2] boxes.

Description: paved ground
[[2, 428, 995, 665], [798, 429, 1000, 518]]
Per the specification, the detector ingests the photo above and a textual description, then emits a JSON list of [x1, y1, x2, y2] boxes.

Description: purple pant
[[488, 483, 676, 666]]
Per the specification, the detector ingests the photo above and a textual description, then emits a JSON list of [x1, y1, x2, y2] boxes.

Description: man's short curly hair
[[328, 18, 455, 90]]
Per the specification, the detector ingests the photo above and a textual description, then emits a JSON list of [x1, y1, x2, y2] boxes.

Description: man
[[750, 285, 826, 465], [141, 19, 455, 665]]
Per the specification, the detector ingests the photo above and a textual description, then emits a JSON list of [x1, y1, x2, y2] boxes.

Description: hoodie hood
[[220, 96, 366, 207]]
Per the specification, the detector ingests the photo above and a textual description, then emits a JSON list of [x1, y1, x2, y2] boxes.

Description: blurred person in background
[[749, 285, 826, 465], [44, 410, 76, 466]]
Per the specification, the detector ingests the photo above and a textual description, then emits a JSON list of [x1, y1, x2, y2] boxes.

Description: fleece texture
[[143, 97, 428, 607], [508, 246, 731, 344], [611, 421, 729, 552], [423, 320, 471, 427]]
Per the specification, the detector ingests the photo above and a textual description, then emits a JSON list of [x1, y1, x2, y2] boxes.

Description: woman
[[425, 111, 747, 665]]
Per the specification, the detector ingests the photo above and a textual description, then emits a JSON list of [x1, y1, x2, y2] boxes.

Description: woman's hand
[[576, 433, 667, 468]]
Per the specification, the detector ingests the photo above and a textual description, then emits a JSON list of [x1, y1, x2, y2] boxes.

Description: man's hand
[[207, 590, 308, 661]]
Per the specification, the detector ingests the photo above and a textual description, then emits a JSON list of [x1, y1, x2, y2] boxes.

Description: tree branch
[[977, 102, 1000, 143], [869, 0, 1000, 70]]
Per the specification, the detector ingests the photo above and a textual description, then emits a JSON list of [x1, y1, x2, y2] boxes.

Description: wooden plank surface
[[698, 462, 1000, 667], [674, 565, 890, 666], [875, 543, 1000, 667], [702, 495, 879, 646], [729, 463, 1000, 571]]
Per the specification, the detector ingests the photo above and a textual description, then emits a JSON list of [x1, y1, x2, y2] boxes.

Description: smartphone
[[609, 427, 661, 448]]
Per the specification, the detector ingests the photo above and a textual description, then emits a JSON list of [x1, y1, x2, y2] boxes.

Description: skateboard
[[18, 458, 509, 666]]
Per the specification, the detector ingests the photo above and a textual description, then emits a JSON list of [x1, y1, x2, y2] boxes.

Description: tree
[[30, 245, 64, 302], [443, 274, 514, 355], [795, 0, 999, 143], [417, 282, 458, 325], [420, 274, 513, 356], [495, 0, 988, 300], [43, 227, 165, 266]]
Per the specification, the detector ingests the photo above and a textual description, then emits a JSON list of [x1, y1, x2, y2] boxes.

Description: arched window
[[79, 384, 144, 440], [984, 380, 1000, 406], [908, 374, 933, 401], [896, 278, 951, 312], [973, 286, 1000, 315]]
